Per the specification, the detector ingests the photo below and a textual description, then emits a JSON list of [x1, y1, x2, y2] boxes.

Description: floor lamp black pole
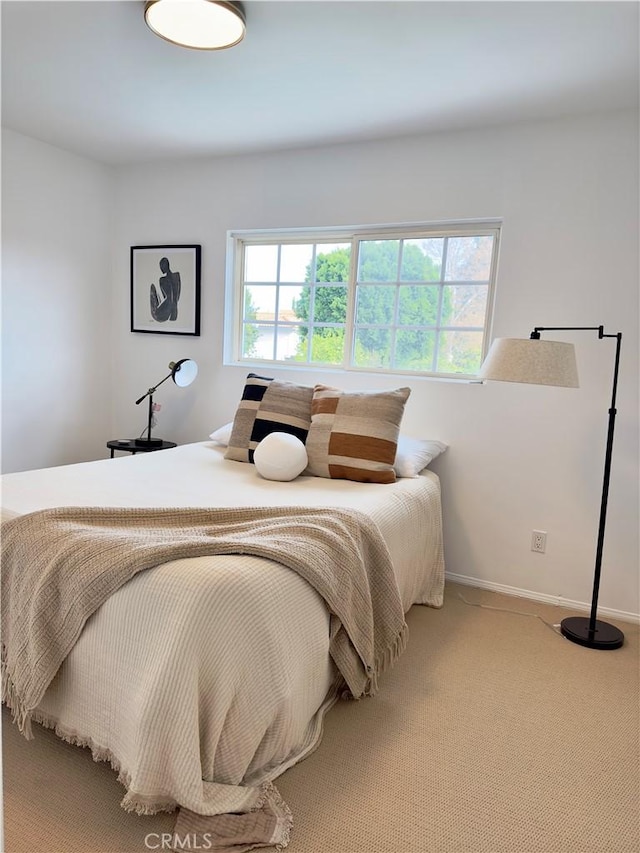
[[532, 326, 624, 650]]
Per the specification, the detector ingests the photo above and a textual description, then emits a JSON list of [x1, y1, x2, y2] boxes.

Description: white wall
[[1, 113, 637, 617], [1, 129, 114, 473], [110, 111, 639, 618]]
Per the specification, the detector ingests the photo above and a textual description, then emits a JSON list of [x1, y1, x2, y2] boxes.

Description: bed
[[1, 438, 444, 846]]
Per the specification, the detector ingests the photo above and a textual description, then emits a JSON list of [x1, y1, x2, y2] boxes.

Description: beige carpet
[[3, 582, 639, 853]]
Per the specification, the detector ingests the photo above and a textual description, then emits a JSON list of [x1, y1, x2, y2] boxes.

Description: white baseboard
[[445, 572, 640, 625]]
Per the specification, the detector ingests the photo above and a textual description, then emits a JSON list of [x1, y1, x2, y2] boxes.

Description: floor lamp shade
[[479, 338, 579, 387], [135, 358, 198, 447], [479, 326, 624, 650]]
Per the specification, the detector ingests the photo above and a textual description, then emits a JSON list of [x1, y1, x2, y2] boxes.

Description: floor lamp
[[479, 325, 624, 650], [135, 358, 198, 447]]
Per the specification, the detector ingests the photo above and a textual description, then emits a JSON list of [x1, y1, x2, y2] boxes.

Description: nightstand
[[107, 439, 177, 458]]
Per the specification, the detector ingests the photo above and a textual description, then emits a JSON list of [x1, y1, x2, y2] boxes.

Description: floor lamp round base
[[560, 616, 624, 650]]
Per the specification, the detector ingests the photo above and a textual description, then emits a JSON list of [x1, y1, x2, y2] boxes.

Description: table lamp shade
[[479, 338, 579, 388], [171, 358, 198, 387]]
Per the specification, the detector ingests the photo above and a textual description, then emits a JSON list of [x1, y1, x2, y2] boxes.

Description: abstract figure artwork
[[131, 245, 201, 336], [151, 257, 182, 322]]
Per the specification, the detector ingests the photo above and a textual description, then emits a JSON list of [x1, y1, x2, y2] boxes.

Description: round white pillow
[[253, 432, 308, 482]]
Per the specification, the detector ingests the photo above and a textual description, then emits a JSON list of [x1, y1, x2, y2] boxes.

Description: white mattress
[[1, 442, 445, 816], [1, 441, 444, 609]]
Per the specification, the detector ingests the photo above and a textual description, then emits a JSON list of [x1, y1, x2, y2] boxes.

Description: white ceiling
[[2, 0, 638, 166]]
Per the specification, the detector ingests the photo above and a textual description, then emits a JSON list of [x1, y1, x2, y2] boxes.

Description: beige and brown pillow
[[305, 385, 411, 484], [225, 374, 313, 464]]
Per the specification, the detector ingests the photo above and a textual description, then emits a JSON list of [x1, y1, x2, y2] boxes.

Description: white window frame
[[224, 219, 501, 380]]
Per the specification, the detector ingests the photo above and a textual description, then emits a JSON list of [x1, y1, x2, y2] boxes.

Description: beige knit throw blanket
[[1, 505, 407, 741]]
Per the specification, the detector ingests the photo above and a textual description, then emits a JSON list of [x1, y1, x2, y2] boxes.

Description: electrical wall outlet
[[531, 530, 547, 553]]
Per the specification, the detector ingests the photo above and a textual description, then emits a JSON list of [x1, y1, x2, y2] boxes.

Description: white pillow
[[253, 432, 308, 482], [394, 435, 448, 478], [209, 422, 233, 445]]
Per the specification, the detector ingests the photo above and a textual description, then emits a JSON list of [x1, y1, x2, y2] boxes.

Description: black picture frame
[[131, 244, 201, 336]]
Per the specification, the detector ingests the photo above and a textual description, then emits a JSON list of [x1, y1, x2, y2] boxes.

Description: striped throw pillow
[[305, 385, 411, 484], [225, 374, 313, 464]]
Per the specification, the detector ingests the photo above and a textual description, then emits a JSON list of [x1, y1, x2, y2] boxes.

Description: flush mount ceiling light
[[144, 0, 246, 50]]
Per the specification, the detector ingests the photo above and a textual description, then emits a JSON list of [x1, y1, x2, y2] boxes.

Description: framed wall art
[[131, 244, 201, 336]]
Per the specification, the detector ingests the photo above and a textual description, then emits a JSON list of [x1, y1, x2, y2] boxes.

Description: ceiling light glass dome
[[144, 0, 246, 50]]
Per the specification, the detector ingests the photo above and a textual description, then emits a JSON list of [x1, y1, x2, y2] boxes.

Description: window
[[226, 221, 500, 379]]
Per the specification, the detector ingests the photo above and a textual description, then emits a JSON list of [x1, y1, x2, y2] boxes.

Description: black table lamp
[[135, 358, 198, 448], [479, 325, 624, 650]]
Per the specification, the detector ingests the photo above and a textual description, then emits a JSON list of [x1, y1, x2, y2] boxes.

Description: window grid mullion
[[345, 237, 359, 369], [239, 241, 248, 358], [388, 242, 403, 369], [272, 246, 281, 361], [305, 244, 317, 363], [431, 237, 448, 373]]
